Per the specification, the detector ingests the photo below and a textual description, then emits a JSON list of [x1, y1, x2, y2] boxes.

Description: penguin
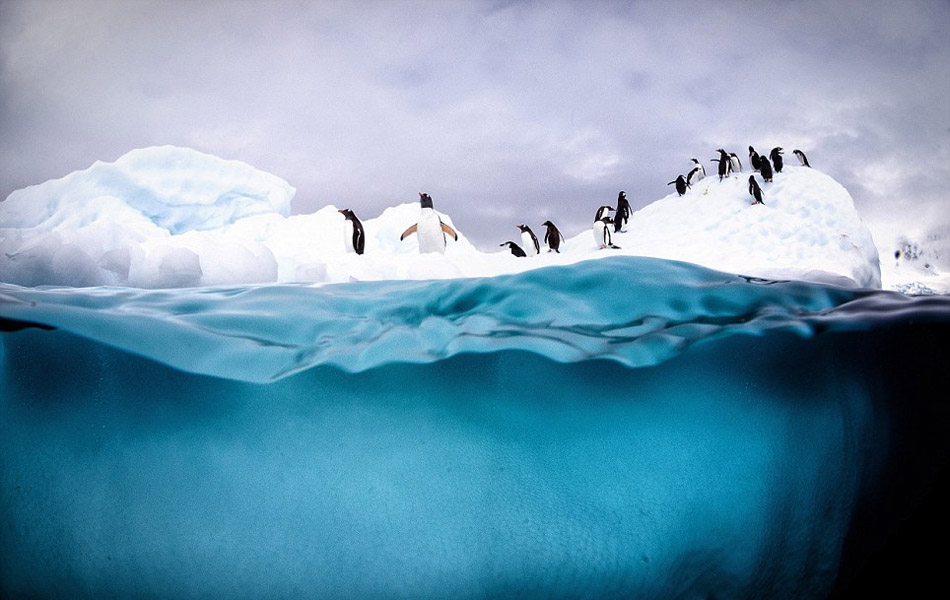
[[614, 190, 632, 233], [516, 224, 540, 256], [758, 155, 774, 182], [541, 220, 564, 253], [793, 149, 811, 167], [593, 216, 620, 250], [729, 153, 742, 173], [667, 174, 690, 196], [338, 209, 366, 255], [500, 241, 527, 257], [400, 193, 458, 254], [749, 146, 761, 172], [748, 176, 764, 205], [711, 149, 731, 180], [770, 147, 784, 173], [594, 205, 615, 221], [687, 159, 706, 186]]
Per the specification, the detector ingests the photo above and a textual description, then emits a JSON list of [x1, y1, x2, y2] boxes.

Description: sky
[[1, 0, 948, 251]]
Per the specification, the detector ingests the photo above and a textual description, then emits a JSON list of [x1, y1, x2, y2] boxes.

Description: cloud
[[1, 0, 947, 249]]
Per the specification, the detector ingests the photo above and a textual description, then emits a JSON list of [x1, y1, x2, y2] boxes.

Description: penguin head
[[338, 208, 355, 219], [542, 220, 554, 228], [516, 224, 529, 232], [418, 193, 434, 209]]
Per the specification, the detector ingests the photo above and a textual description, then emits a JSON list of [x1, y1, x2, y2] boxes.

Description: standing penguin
[[711, 149, 731, 180], [770, 147, 784, 173], [667, 174, 690, 196], [516, 224, 540, 256], [541, 220, 564, 253], [687, 159, 706, 186], [500, 241, 527, 257], [793, 149, 811, 167], [614, 190, 632, 233], [338, 209, 366, 255], [729, 153, 743, 173], [593, 216, 620, 250], [400, 193, 458, 254], [749, 146, 761, 172], [748, 176, 764, 205], [594, 205, 615, 221], [758, 155, 774, 182]]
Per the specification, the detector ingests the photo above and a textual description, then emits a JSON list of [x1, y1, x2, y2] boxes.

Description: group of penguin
[[339, 146, 812, 257], [669, 146, 811, 206], [500, 189, 632, 256], [499, 220, 565, 257], [338, 192, 458, 256]]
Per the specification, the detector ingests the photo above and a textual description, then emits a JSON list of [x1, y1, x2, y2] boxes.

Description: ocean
[[2, 256, 948, 599]]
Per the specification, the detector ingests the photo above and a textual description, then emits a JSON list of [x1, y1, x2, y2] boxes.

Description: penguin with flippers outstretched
[[400, 193, 458, 254], [711, 149, 731, 180], [667, 175, 690, 196]]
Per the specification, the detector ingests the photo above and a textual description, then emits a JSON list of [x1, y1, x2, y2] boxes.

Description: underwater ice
[[2, 260, 950, 599]]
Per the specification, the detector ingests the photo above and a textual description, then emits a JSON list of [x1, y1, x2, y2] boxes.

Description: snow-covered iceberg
[[1, 146, 881, 288], [2, 147, 950, 600]]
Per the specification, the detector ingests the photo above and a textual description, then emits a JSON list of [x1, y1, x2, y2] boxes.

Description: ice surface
[[1, 146, 884, 289]]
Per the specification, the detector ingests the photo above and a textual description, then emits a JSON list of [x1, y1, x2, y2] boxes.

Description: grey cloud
[[1, 0, 947, 249]]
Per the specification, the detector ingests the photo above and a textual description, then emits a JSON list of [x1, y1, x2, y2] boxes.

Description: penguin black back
[[541, 220, 564, 253], [338, 208, 365, 255], [711, 149, 731, 180], [748, 176, 764, 205], [615, 191, 631, 233], [749, 146, 761, 171], [500, 241, 526, 257], [667, 174, 690, 196], [594, 205, 615, 221], [758, 156, 773, 182], [770, 147, 784, 173], [793, 149, 811, 167]]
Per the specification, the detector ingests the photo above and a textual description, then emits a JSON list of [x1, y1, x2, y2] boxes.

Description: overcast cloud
[[1, 0, 947, 249]]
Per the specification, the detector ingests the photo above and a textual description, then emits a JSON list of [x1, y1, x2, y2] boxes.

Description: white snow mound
[[1, 146, 883, 289]]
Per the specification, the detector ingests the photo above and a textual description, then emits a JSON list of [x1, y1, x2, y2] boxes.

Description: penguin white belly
[[342, 220, 355, 253], [592, 221, 607, 248], [521, 231, 538, 256], [417, 208, 446, 254]]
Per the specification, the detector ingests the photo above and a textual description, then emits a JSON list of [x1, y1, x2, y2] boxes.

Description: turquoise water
[[2, 257, 948, 599]]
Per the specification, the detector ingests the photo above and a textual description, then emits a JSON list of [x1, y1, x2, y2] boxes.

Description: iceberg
[[2, 147, 948, 599], [1, 145, 881, 289]]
